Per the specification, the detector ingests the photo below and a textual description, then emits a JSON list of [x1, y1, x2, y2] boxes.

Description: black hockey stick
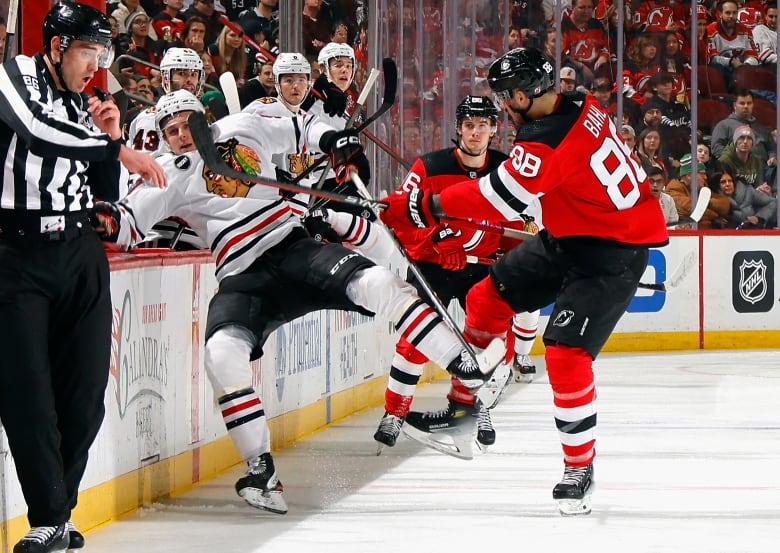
[[188, 111, 387, 212], [363, 128, 412, 170]]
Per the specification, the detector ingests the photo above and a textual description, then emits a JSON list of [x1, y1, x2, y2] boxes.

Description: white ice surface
[[82, 350, 780, 553]]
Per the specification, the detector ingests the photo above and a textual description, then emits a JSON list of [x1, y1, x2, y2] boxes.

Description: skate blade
[[238, 487, 289, 514], [477, 361, 512, 409], [556, 492, 593, 516], [475, 440, 489, 453], [375, 441, 386, 456], [402, 424, 475, 460]]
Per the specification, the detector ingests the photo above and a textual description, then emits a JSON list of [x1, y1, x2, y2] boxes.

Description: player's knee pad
[[545, 344, 594, 394], [347, 265, 418, 321], [205, 325, 257, 396]]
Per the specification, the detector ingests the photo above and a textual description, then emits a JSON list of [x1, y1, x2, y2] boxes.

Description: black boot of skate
[[373, 411, 405, 455], [552, 463, 594, 515], [66, 521, 85, 550], [235, 452, 288, 514], [403, 400, 479, 460], [13, 524, 68, 553], [512, 354, 536, 383], [476, 403, 496, 448]]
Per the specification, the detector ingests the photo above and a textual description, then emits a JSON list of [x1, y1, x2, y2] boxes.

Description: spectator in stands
[[621, 123, 637, 153], [560, 66, 578, 92], [510, 0, 547, 48], [631, 0, 684, 37], [667, 154, 731, 228], [175, 15, 208, 54], [181, 0, 224, 46], [659, 30, 692, 104], [120, 12, 163, 76], [330, 19, 351, 44], [238, 0, 278, 42], [208, 23, 249, 87], [636, 127, 669, 177], [239, 59, 276, 107], [113, 0, 158, 39], [753, 1, 777, 65], [715, 168, 778, 227], [624, 32, 661, 99], [710, 90, 777, 164], [152, 0, 185, 45], [637, 99, 663, 134], [134, 74, 157, 103], [687, 4, 711, 65], [697, 142, 721, 176], [647, 166, 680, 225], [718, 125, 775, 196], [560, 0, 611, 86], [707, 0, 760, 86], [642, 71, 691, 164], [508, 25, 524, 49], [302, 0, 332, 57]]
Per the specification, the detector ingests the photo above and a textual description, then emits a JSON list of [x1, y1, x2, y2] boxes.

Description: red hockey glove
[[379, 188, 438, 232], [431, 225, 467, 270], [89, 201, 121, 242], [320, 129, 370, 185]]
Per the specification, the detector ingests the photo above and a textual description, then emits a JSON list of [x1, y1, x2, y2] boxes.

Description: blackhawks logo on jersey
[[202, 138, 260, 198], [258, 97, 277, 104], [287, 152, 317, 176]]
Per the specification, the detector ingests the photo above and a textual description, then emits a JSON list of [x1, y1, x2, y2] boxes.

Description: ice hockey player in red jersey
[[380, 47, 669, 515], [373, 95, 542, 458]]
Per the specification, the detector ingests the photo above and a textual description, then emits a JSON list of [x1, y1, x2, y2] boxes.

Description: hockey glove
[[301, 208, 343, 243], [311, 74, 348, 117], [379, 188, 438, 231], [431, 225, 467, 271], [89, 201, 121, 242], [320, 129, 370, 185]]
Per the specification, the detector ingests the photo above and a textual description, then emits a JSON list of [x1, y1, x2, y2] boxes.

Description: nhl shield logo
[[732, 251, 774, 313], [738, 259, 767, 304]]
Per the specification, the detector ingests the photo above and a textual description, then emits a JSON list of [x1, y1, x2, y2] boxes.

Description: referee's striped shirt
[[0, 53, 122, 213]]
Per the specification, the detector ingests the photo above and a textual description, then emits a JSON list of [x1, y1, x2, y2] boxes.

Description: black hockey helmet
[[487, 47, 555, 102], [43, 1, 114, 67], [455, 95, 499, 127]]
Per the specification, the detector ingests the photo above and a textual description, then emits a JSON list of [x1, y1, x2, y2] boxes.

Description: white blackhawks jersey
[[113, 112, 332, 280], [306, 98, 347, 183], [241, 97, 333, 215]]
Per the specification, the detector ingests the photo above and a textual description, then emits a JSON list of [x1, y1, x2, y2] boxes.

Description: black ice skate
[[475, 403, 495, 451], [403, 400, 479, 460], [13, 524, 68, 553], [446, 338, 505, 389], [66, 520, 85, 550], [235, 452, 288, 514], [373, 411, 405, 455], [512, 353, 536, 383], [552, 463, 594, 516]]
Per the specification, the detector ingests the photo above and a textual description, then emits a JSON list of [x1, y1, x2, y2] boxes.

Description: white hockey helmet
[[272, 52, 311, 105], [155, 90, 205, 134], [317, 42, 356, 83], [160, 47, 205, 95]]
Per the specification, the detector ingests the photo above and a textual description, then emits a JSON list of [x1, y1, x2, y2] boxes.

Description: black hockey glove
[[320, 129, 370, 185], [301, 209, 343, 243], [311, 74, 348, 117], [89, 201, 121, 242]]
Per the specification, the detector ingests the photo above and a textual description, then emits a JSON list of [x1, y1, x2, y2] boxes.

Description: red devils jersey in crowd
[[395, 147, 513, 262], [561, 17, 610, 66], [438, 94, 668, 247]]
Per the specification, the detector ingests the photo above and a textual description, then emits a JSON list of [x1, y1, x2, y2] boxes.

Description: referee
[[0, 2, 166, 553]]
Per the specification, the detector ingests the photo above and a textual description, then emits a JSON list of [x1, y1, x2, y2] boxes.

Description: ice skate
[[446, 338, 505, 389], [476, 359, 512, 409], [552, 463, 594, 516], [512, 353, 536, 383], [403, 400, 478, 460], [475, 403, 495, 452], [66, 520, 84, 550], [373, 411, 404, 455], [235, 452, 288, 514], [13, 524, 68, 553]]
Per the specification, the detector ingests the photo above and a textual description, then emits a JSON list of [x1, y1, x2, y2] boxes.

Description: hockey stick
[[188, 111, 387, 211], [219, 15, 277, 63], [363, 128, 412, 169], [3, 0, 18, 62], [219, 72, 242, 115], [667, 187, 711, 228]]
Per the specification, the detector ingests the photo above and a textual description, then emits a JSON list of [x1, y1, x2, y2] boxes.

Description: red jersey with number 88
[[439, 93, 669, 247]]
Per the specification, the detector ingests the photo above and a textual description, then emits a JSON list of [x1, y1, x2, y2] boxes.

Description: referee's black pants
[[0, 232, 111, 527]]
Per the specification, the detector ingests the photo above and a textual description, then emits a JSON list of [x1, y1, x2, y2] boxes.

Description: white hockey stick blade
[[476, 360, 512, 410], [219, 72, 241, 115], [690, 186, 711, 223], [403, 423, 476, 460]]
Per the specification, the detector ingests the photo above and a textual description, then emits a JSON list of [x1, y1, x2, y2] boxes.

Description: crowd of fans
[[103, 0, 778, 230]]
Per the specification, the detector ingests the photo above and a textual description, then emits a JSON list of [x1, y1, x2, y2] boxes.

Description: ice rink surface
[[84, 350, 780, 553]]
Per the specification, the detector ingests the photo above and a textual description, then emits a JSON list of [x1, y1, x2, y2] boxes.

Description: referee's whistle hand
[[118, 145, 168, 188]]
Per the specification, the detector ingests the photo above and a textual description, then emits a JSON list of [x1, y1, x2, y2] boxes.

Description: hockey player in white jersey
[[91, 89, 503, 514], [126, 46, 208, 249]]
